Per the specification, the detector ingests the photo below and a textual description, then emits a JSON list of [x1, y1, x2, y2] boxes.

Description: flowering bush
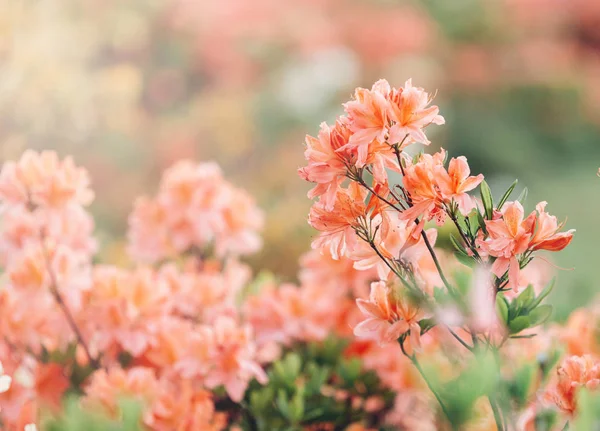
[[0, 79, 598, 430]]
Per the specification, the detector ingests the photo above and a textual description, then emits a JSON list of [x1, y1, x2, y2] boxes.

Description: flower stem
[[399, 340, 454, 428], [39, 234, 101, 370], [489, 397, 505, 431]]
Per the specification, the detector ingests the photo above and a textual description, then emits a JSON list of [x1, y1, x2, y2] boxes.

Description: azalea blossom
[[476, 201, 536, 290], [529, 201, 575, 251], [128, 160, 263, 262], [477, 201, 574, 290], [298, 118, 355, 210], [387, 78, 445, 145], [545, 355, 600, 415], [401, 149, 483, 226], [354, 281, 426, 351], [340, 79, 444, 167], [308, 183, 369, 259], [0, 150, 93, 208]]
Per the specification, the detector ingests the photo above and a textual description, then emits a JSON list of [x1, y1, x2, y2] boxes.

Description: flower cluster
[[300, 78, 579, 428], [0, 153, 268, 430], [128, 160, 263, 262], [0, 78, 593, 430]]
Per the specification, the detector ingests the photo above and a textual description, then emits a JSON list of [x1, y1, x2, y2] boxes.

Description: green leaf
[[479, 180, 494, 219], [528, 305, 553, 327], [497, 179, 518, 210], [289, 387, 305, 422], [449, 233, 468, 256], [476, 209, 488, 235], [455, 252, 475, 268], [495, 294, 509, 325], [276, 389, 291, 419], [516, 285, 535, 312], [517, 187, 528, 205], [509, 316, 530, 334], [530, 278, 556, 309]]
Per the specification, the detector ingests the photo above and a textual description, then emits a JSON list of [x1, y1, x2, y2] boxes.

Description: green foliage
[[497, 179, 518, 210], [240, 338, 395, 430], [43, 398, 143, 431], [572, 389, 600, 430], [440, 351, 501, 427], [497, 279, 555, 336], [479, 180, 494, 220]]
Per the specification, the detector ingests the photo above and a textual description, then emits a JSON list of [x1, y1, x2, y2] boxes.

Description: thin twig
[[39, 234, 101, 370]]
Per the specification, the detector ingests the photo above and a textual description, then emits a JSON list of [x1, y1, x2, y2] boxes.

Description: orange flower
[[477, 201, 536, 290], [308, 183, 368, 260], [0, 150, 93, 208], [144, 381, 227, 431], [84, 366, 160, 418], [477, 201, 574, 290], [545, 355, 600, 415], [434, 156, 483, 215], [401, 150, 483, 226], [343, 81, 391, 167], [387, 78, 445, 145], [354, 281, 425, 350], [529, 201, 574, 252], [298, 118, 355, 210]]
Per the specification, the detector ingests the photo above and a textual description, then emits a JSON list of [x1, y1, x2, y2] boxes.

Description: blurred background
[[1, 0, 599, 319]]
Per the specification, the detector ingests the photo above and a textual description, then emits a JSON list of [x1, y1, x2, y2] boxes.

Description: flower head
[[354, 281, 425, 351], [545, 355, 600, 415]]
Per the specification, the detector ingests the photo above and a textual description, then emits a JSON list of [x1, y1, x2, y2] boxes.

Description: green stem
[[400, 341, 454, 427], [420, 229, 457, 297], [489, 397, 505, 431]]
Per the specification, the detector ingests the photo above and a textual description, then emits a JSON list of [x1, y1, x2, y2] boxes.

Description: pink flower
[[308, 183, 368, 259], [350, 211, 438, 282], [84, 366, 159, 417], [84, 266, 171, 359], [339, 79, 444, 168], [0, 150, 93, 208], [343, 81, 391, 167], [477, 201, 536, 290], [477, 201, 574, 290], [529, 201, 575, 252], [401, 150, 483, 226], [298, 118, 355, 210], [128, 160, 263, 263], [387, 78, 445, 145], [354, 281, 425, 350], [434, 156, 483, 215], [545, 355, 600, 415], [144, 381, 227, 431], [400, 150, 448, 225], [203, 317, 268, 402]]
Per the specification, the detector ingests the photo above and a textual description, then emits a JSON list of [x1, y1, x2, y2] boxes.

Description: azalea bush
[[0, 78, 598, 430]]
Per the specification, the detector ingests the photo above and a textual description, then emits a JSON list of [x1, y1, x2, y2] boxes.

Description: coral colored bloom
[[477, 201, 536, 290], [308, 183, 369, 259], [0, 150, 93, 208], [342, 81, 391, 167], [128, 160, 263, 262], [203, 317, 267, 402], [144, 381, 227, 431], [387, 79, 445, 145], [529, 201, 575, 251], [354, 281, 425, 350], [84, 366, 160, 417], [298, 118, 355, 210], [401, 150, 483, 226], [434, 156, 484, 215], [545, 355, 600, 415]]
